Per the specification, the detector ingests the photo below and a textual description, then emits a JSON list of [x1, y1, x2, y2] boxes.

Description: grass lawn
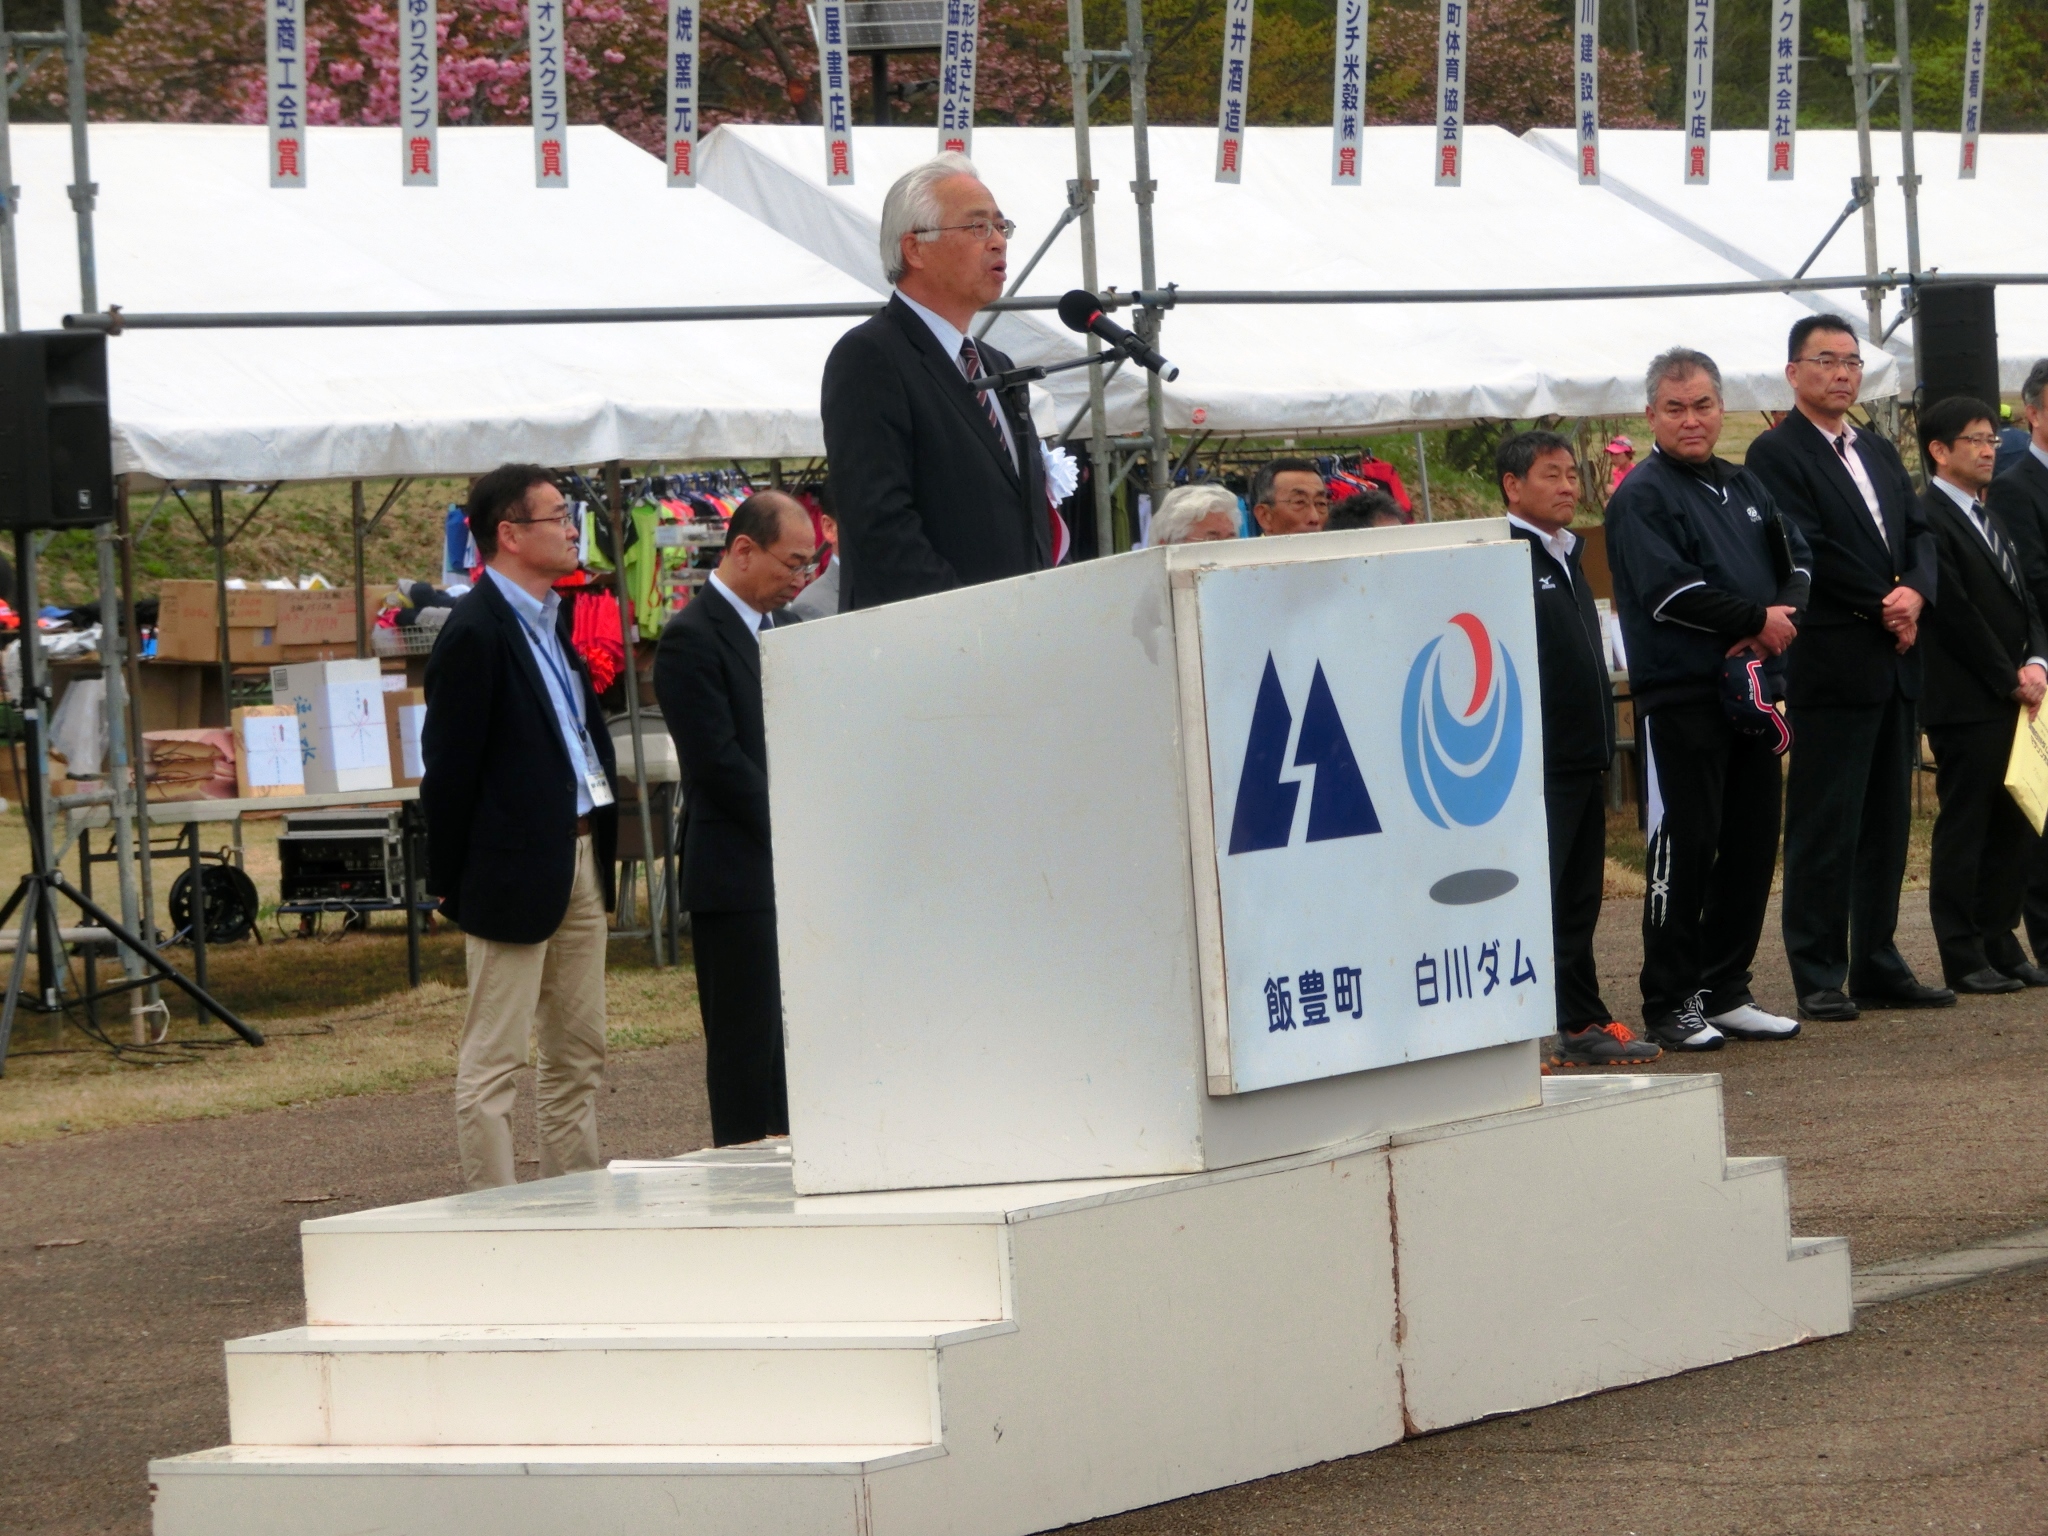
[[0, 805, 699, 1147]]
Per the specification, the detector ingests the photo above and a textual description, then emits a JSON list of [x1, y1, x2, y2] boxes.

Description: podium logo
[[1227, 655, 1383, 855], [1402, 613, 1524, 828]]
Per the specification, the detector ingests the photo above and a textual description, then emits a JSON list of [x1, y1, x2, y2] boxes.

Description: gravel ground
[[2, 892, 2045, 1536]]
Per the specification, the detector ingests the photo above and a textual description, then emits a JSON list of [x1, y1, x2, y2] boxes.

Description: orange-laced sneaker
[[1552, 1020, 1663, 1067]]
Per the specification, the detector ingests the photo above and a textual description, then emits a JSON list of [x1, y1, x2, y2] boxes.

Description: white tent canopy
[[8, 124, 894, 480], [700, 123, 1895, 433], [1524, 128, 2048, 390]]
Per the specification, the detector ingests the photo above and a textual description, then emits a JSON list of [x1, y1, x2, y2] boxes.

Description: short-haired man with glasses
[[424, 463, 620, 1190], [1249, 459, 1330, 535], [654, 492, 817, 1145], [1917, 396, 2048, 993], [822, 153, 1051, 611], [1987, 358, 2048, 964], [1745, 316, 1948, 1021]]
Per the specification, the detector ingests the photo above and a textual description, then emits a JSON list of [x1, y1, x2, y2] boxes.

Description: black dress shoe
[[2001, 961, 2048, 987], [1851, 980, 1957, 1009], [1797, 989, 1860, 1021], [1952, 968, 2026, 994]]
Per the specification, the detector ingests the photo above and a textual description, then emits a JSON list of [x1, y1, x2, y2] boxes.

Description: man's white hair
[[1150, 483, 1241, 545], [880, 151, 980, 285]]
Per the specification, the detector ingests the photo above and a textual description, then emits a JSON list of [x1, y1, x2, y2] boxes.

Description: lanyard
[[518, 613, 587, 735]]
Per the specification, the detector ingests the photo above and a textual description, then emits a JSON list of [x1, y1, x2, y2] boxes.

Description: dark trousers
[[1927, 711, 2037, 979], [1781, 694, 1918, 998], [1544, 769, 1611, 1029], [689, 909, 790, 1147], [1639, 703, 1782, 1024]]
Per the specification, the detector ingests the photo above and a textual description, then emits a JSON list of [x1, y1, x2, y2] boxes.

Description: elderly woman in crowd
[[1149, 483, 1241, 545]]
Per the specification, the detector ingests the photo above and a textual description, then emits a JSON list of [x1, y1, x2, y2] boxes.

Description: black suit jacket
[[653, 590, 792, 913], [1919, 486, 2048, 729], [820, 294, 1048, 610], [1510, 523, 1614, 775], [421, 575, 619, 944], [1745, 411, 1935, 706], [1986, 450, 2048, 625]]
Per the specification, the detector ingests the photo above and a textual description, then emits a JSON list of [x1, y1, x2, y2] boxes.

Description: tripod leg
[[49, 877, 266, 1047], [0, 881, 43, 1078]]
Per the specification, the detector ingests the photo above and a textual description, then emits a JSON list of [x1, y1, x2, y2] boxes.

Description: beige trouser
[[454, 834, 607, 1191]]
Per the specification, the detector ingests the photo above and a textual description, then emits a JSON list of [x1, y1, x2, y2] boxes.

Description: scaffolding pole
[[1123, 0, 1169, 518], [1065, 0, 1113, 560]]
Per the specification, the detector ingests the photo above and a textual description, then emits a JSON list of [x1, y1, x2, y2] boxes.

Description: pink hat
[[1604, 435, 1636, 456]]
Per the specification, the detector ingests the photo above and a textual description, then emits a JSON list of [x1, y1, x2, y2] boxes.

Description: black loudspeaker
[[1916, 283, 2002, 415], [0, 330, 113, 530]]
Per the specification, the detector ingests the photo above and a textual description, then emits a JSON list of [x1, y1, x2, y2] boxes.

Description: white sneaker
[[1706, 1003, 1801, 1041]]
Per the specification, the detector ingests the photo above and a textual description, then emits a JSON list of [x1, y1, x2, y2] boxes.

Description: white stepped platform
[[152, 1075, 1851, 1536]]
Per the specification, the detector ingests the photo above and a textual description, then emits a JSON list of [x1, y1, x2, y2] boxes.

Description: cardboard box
[[231, 704, 305, 799], [226, 589, 281, 627], [155, 580, 221, 662], [277, 589, 359, 646], [383, 687, 426, 788], [229, 626, 280, 664], [276, 642, 355, 663], [268, 658, 392, 793]]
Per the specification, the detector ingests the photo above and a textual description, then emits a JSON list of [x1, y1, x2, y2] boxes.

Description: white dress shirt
[[484, 565, 595, 816], [2032, 441, 2048, 474], [707, 570, 767, 638], [1506, 513, 1577, 586], [895, 286, 1019, 469], [1822, 418, 1887, 544]]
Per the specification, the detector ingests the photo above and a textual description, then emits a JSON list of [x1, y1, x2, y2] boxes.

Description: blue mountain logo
[[1227, 655, 1383, 854]]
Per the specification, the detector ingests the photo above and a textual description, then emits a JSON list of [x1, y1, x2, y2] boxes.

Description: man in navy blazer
[[1745, 317, 1948, 1020], [654, 492, 815, 1146], [423, 465, 619, 1190], [821, 152, 1049, 611]]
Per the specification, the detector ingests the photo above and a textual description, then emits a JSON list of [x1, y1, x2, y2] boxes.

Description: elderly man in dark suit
[[1917, 395, 2048, 994], [821, 152, 1050, 611], [1985, 358, 2048, 963], [423, 464, 619, 1190], [654, 492, 816, 1145], [1746, 316, 1948, 1021]]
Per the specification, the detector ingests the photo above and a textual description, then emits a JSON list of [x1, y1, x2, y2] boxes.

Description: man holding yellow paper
[[1917, 396, 2048, 994]]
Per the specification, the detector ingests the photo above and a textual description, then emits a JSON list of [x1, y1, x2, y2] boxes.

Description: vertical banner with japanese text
[[1215, 0, 1253, 182], [816, 0, 855, 185], [1683, 0, 1714, 184], [667, 0, 699, 185], [401, 0, 437, 186], [1574, 0, 1598, 183], [1434, 0, 1465, 186], [938, 0, 979, 155], [529, 0, 568, 186], [1768, 0, 1797, 179], [1331, 0, 1366, 185], [1959, 0, 1989, 177], [267, 0, 307, 187]]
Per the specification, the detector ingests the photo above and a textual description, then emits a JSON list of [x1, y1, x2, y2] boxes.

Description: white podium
[[151, 524, 1851, 1536]]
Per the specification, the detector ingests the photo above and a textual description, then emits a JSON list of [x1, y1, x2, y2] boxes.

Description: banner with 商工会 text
[[1684, 0, 1714, 183], [1959, 0, 1989, 177], [1331, 0, 1366, 185], [1574, 0, 1598, 183], [267, 0, 306, 187], [1434, 0, 1465, 186], [401, 0, 437, 186], [938, 0, 979, 155], [815, 0, 855, 184], [530, 0, 568, 186], [1768, 0, 1797, 179], [1215, 0, 1253, 182], [668, 0, 699, 185]]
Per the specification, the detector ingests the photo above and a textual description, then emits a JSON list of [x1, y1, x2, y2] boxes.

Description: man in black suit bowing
[[1984, 359, 2048, 962], [423, 465, 619, 1190], [654, 493, 816, 1145], [821, 152, 1049, 610], [1746, 317, 1949, 1020], [1916, 396, 2048, 993]]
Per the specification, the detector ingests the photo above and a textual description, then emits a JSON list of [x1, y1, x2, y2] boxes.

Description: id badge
[[585, 765, 616, 808]]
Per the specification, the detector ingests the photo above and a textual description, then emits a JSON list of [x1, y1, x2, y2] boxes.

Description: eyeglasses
[[1272, 493, 1331, 510], [1794, 352, 1866, 372], [505, 513, 577, 532], [1952, 432, 2002, 447], [917, 218, 1017, 242]]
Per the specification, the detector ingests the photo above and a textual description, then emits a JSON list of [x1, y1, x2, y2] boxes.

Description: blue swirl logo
[[1402, 613, 1523, 828]]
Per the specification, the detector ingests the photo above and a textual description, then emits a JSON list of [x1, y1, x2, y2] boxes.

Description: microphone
[[1056, 289, 1181, 381]]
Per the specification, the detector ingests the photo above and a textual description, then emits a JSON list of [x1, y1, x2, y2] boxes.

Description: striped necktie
[[1969, 498, 2024, 595], [959, 337, 1014, 467]]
